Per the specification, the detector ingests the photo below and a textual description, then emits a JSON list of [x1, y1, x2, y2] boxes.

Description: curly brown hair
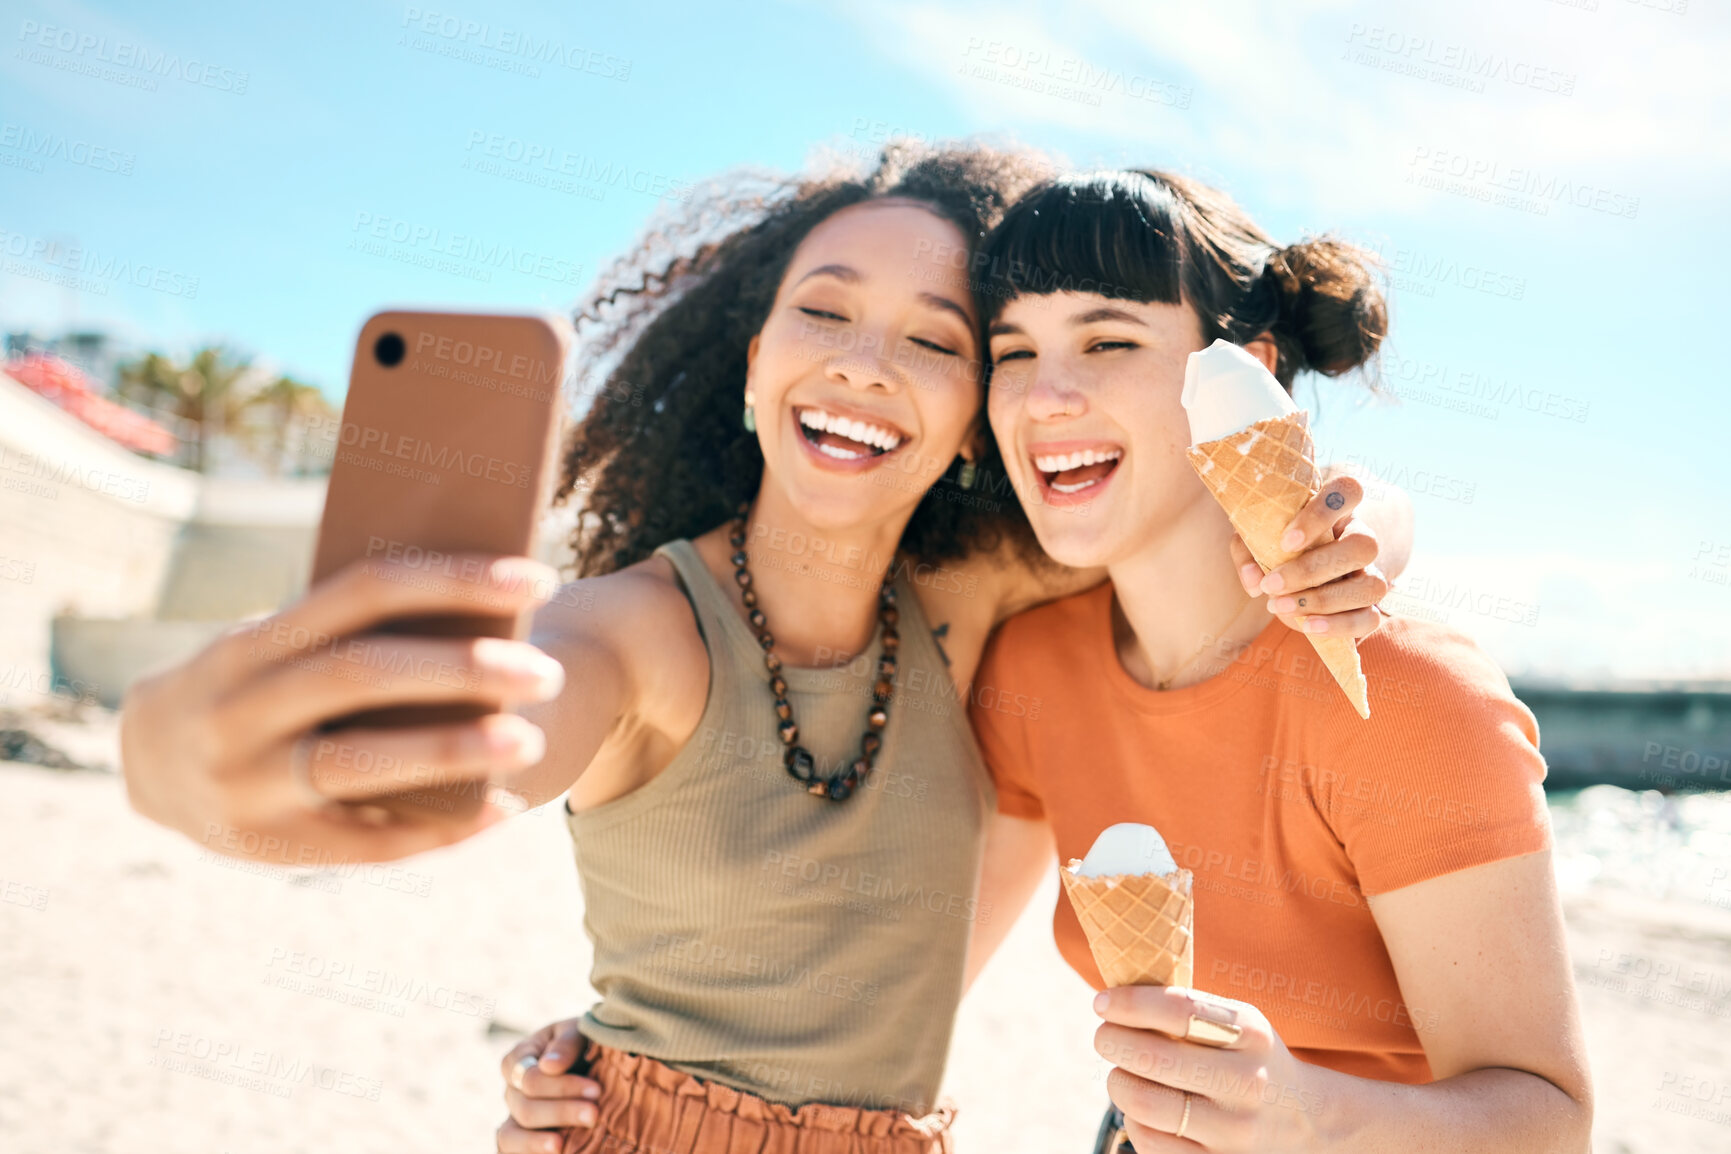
[[559, 142, 1050, 577]]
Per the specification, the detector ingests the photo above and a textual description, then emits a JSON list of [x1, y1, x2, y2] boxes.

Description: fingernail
[[579, 1105, 597, 1126], [1093, 991, 1109, 1014], [1239, 563, 1263, 592], [541, 1049, 563, 1067], [1306, 617, 1330, 633], [542, 1137, 560, 1153], [1281, 528, 1305, 551], [1268, 596, 1297, 614], [583, 1082, 601, 1100], [1260, 572, 1285, 594]]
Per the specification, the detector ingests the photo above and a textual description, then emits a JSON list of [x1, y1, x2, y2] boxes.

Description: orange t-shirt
[[970, 584, 1552, 1084]]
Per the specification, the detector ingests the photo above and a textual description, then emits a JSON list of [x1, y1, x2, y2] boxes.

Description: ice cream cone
[[1060, 861, 1194, 988], [1186, 410, 1372, 719]]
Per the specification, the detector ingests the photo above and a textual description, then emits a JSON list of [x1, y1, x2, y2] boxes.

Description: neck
[[735, 483, 911, 668], [1106, 496, 1270, 691]]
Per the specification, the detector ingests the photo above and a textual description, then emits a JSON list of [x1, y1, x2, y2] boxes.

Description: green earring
[[957, 459, 977, 490], [743, 404, 756, 433]]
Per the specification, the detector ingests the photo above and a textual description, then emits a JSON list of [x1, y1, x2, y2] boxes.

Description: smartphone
[[309, 310, 570, 819]]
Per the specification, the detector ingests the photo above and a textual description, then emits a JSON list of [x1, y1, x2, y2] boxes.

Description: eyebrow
[[795, 264, 975, 328], [988, 305, 1149, 338]]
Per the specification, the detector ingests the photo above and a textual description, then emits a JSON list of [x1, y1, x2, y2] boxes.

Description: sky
[[2, 0, 1727, 680]]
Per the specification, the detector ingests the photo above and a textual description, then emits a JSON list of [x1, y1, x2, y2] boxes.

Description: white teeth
[[1032, 448, 1123, 473], [797, 407, 904, 452], [1051, 477, 1103, 494], [817, 441, 867, 461]]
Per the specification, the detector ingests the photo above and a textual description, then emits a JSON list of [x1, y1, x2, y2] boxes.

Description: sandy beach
[[3, 711, 1729, 1153]]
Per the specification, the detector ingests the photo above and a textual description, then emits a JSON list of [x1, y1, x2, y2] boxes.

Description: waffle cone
[[1186, 411, 1371, 719], [1060, 861, 1194, 988]]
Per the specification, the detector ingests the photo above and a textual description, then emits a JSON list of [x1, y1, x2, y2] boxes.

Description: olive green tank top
[[565, 539, 995, 1116]]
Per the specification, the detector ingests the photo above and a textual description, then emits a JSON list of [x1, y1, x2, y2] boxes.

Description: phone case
[[310, 310, 569, 819]]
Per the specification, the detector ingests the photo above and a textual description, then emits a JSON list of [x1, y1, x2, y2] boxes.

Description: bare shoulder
[[530, 555, 707, 696]]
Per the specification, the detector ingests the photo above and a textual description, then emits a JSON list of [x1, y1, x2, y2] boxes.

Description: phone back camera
[[374, 332, 406, 367]]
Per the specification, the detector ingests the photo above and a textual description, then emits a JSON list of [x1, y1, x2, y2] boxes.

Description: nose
[[1024, 366, 1084, 422], [824, 330, 902, 394]]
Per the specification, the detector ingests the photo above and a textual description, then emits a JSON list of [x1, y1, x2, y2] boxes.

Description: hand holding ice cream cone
[[1182, 340, 1374, 718]]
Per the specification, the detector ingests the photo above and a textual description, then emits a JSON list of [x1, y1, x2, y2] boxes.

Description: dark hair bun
[[1265, 237, 1387, 378]]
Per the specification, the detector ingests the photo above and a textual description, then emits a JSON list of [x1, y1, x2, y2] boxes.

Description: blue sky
[[3, 0, 1727, 679]]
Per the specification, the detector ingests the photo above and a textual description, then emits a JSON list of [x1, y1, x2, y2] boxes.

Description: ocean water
[[1550, 786, 1731, 910]]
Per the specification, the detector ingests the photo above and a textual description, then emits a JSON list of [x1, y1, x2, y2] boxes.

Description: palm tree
[[118, 346, 254, 472], [245, 375, 337, 476]]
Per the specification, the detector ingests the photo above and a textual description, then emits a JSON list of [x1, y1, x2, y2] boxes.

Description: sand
[[2, 721, 1729, 1152]]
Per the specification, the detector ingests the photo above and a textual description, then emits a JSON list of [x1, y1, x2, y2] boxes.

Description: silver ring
[[289, 733, 328, 809], [515, 1053, 540, 1075], [1174, 1092, 1192, 1139]]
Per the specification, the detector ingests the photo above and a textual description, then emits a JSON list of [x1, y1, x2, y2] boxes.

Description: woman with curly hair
[[119, 144, 1402, 1154]]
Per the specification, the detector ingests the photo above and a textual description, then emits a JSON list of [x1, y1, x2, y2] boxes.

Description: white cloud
[[836, 0, 1730, 214]]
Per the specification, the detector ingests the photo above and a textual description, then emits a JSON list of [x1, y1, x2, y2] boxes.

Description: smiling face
[[746, 199, 983, 532], [987, 292, 1215, 568]]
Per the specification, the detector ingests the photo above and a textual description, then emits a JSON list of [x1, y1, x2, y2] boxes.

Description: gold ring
[[1174, 1092, 1192, 1139], [289, 733, 328, 809], [1183, 999, 1244, 1048]]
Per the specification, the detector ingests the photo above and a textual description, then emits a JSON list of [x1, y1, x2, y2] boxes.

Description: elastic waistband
[[564, 1041, 955, 1154]]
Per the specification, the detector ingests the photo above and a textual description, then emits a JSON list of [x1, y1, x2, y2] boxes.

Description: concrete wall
[[0, 374, 198, 707]]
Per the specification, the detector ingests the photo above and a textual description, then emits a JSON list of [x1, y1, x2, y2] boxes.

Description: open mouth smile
[[794, 405, 909, 464], [1031, 445, 1123, 499]]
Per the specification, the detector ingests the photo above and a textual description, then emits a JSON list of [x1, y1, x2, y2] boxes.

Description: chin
[[1023, 511, 1125, 570]]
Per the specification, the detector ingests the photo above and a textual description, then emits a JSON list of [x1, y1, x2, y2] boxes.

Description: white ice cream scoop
[[1180, 339, 1298, 445], [1076, 822, 1179, 879]]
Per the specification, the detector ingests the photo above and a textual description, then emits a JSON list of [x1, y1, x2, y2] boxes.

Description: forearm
[[1311, 1062, 1591, 1154]]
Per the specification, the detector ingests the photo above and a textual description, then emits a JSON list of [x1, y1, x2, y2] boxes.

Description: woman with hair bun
[[970, 170, 1592, 1152], [118, 147, 1407, 1154]]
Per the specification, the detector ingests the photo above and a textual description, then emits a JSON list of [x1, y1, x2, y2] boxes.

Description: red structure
[[4, 352, 176, 457]]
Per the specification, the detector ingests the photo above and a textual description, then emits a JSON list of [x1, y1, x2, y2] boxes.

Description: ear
[[745, 333, 761, 390], [1244, 332, 1280, 376]]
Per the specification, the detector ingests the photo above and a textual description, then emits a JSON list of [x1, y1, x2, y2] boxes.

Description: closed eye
[[993, 348, 1034, 362], [910, 337, 959, 356], [798, 307, 848, 322], [1087, 340, 1138, 353]]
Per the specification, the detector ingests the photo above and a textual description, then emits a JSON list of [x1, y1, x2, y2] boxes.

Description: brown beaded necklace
[[729, 503, 897, 801]]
